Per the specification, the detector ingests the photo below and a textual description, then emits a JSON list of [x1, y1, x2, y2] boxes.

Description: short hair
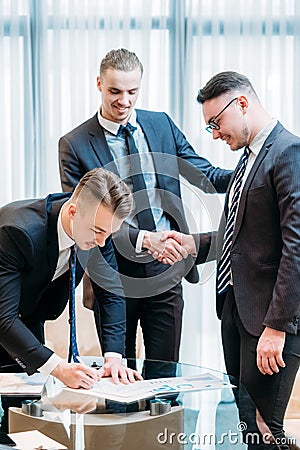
[[72, 168, 132, 219], [197, 71, 259, 104], [100, 48, 143, 77]]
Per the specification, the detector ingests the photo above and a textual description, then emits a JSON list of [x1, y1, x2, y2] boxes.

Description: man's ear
[[96, 76, 102, 93], [67, 203, 77, 219], [237, 95, 248, 113]]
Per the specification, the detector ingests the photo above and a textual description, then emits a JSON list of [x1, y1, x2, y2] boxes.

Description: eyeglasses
[[205, 97, 238, 133]]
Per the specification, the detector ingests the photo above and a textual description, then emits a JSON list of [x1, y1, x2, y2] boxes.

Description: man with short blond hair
[[0, 167, 139, 386]]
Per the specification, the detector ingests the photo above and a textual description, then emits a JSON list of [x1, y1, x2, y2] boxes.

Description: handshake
[[142, 230, 196, 265]]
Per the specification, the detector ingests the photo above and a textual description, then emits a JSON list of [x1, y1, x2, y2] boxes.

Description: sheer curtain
[[1, 0, 171, 200], [25, 0, 171, 196], [0, 0, 35, 204], [1, 0, 300, 370]]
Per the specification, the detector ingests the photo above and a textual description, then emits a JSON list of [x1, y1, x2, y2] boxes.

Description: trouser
[[116, 255, 185, 366], [126, 282, 183, 363], [221, 287, 300, 450]]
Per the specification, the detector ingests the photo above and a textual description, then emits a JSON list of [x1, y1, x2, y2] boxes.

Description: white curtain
[[0, 0, 34, 204], [1, 0, 300, 370], [1, 0, 171, 200]]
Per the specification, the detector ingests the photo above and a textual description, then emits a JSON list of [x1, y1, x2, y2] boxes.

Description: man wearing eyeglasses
[[158, 71, 300, 449]]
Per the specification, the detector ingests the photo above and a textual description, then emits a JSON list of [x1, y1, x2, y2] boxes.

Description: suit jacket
[[196, 122, 300, 336], [59, 110, 232, 284], [0, 193, 126, 375]]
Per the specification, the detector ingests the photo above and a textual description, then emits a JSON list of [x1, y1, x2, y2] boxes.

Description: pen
[[76, 356, 88, 366], [76, 357, 101, 386]]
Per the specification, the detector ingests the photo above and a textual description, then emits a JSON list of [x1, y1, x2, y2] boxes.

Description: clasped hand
[[143, 230, 196, 265]]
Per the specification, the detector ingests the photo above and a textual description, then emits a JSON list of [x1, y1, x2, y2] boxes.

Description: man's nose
[[118, 92, 130, 105], [212, 129, 221, 140], [95, 235, 107, 247]]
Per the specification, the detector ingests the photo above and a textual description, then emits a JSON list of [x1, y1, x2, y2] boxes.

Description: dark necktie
[[119, 124, 156, 231], [217, 147, 250, 295], [68, 245, 80, 363]]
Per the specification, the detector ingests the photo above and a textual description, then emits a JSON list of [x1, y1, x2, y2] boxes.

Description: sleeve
[[0, 226, 53, 374], [194, 231, 217, 265], [59, 136, 86, 192], [112, 224, 151, 261], [263, 143, 300, 333], [165, 114, 233, 193]]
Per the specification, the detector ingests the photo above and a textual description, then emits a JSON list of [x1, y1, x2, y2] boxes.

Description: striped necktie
[[217, 147, 250, 295], [68, 245, 80, 363], [119, 124, 156, 231]]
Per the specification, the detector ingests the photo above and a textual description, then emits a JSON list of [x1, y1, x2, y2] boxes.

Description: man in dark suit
[[59, 48, 232, 364], [0, 167, 140, 388], [159, 72, 300, 449]]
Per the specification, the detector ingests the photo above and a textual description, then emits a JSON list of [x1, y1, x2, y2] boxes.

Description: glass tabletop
[[7, 358, 278, 450]]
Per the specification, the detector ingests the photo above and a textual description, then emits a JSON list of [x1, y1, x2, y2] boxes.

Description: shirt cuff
[[104, 352, 122, 359], [38, 353, 62, 376], [136, 230, 147, 253]]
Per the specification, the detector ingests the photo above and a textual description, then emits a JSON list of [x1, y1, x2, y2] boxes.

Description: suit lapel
[[88, 114, 119, 175], [231, 147, 269, 245], [231, 122, 284, 245], [46, 194, 70, 278]]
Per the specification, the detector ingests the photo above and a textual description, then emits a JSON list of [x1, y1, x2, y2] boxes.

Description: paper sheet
[[64, 372, 232, 403], [8, 430, 67, 449], [0, 373, 47, 395]]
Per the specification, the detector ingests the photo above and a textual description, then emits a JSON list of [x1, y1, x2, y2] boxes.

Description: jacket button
[[293, 316, 299, 326]]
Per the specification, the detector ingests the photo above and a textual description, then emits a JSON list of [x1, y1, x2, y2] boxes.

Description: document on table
[[64, 372, 232, 403], [8, 430, 67, 450], [0, 373, 47, 395]]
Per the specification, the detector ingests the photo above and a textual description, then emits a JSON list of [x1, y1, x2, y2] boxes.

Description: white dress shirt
[[228, 118, 278, 215]]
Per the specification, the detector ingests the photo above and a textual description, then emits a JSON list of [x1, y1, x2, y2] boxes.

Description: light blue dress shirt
[[97, 109, 171, 234]]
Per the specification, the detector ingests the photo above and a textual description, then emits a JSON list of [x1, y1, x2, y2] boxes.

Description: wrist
[[184, 235, 196, 256], [264, 327, 285, 337], [50, 360, 65, 378], [142, 231, 152, 250]]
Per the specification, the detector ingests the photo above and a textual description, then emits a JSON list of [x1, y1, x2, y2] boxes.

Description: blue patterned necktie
[[217, 147, 250, 295], [68, 245, 80, 363], [119, 124, 156, 231]]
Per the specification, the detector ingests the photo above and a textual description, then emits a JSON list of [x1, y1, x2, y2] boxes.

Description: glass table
[[7, 358, 280, 450]]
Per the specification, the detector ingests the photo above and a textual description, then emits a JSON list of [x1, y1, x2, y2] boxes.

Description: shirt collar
[[248, 118, 278, 155], [97, 108, 137, 135], [57, 209, 75, 251]]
